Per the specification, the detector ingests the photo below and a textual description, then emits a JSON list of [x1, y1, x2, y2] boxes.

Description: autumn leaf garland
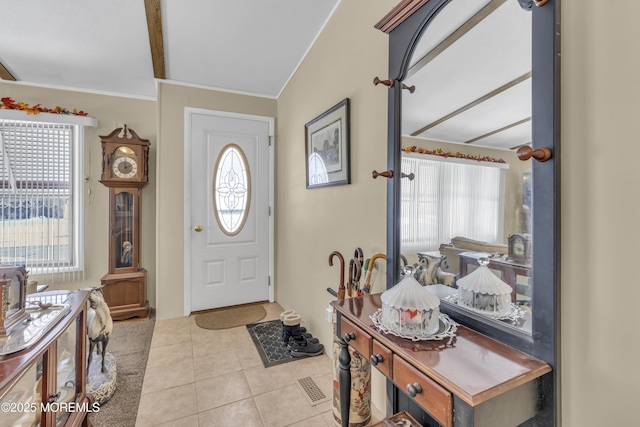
[[0, 97, 88, 116], [402, 145, 506, 164]]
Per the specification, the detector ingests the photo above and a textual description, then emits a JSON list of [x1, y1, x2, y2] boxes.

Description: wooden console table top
[[331, 293, 550, 407]]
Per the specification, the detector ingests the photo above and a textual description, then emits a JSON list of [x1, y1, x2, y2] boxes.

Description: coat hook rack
[[401, 172, 415, 180], [516, 145, 552, 162], [401, 83, 415, 93], [372, 170, 393, 179], [373, 77, 394, 88]]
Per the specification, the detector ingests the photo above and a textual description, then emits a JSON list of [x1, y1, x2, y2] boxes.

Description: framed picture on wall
[[305, 98, 350, 189]]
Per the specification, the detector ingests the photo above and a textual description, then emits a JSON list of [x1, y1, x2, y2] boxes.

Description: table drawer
[[340, 316, 372, 358], [370, 340, 392, 377], [393, 356, 453, 427]]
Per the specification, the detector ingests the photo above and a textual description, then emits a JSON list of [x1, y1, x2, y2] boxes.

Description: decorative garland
[[402, 145, 506, 164], [0, 97, 88, 116]]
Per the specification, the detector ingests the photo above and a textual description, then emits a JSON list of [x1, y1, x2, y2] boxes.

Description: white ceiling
[[1, 0, 532, 151], [0, 0, 341, 99], [403, 0, 532, 151]]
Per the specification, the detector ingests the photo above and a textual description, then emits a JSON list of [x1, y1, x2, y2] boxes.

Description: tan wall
[[0, 83, 157, 304], [275, 0, 392, 412], [154, 82, 277, 319], [561, 1, 639, 425]]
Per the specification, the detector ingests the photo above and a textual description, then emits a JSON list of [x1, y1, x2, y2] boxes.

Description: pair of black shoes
[[280, 311, 324, 358]]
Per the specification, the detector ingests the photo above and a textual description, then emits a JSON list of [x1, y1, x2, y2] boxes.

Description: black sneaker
[[291, 340, 324, 358], [288, 336, 318, 351]]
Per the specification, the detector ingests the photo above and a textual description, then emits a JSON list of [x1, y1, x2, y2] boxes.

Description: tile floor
[[135, 302, 382, 427]]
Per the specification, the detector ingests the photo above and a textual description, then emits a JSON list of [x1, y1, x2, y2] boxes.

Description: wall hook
[[534, 0, 549, 7], [373, 77, 394, 88], [372, 170, 393, 179], [401, 83, 415, 93], [516, 145, 552, 162]]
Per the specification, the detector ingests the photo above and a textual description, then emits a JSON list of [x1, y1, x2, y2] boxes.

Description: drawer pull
[[406, 382, 422, 397], [344, 332, 355, 342], [370, 354, 384, 365]]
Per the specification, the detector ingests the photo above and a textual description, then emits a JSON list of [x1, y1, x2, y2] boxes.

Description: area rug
[[246, 319, 295, 368], [195, 305, 267, 330], [89, 317, 155, 427]]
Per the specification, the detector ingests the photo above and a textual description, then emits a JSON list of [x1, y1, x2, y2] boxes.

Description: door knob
[[194, 225, 203, 232]]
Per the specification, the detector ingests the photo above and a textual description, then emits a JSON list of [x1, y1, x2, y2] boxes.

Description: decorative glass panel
[[213, 144, 251, 236]]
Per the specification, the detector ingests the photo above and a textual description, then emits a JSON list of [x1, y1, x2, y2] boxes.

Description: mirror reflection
[[399, 0, 533, 332]]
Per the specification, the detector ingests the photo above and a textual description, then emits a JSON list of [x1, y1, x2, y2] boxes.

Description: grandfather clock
[[99, 125, 150, 320]]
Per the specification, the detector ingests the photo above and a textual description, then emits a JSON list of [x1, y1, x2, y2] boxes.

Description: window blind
[[0, 118, 83, 285], [401, 153, 507, 254]]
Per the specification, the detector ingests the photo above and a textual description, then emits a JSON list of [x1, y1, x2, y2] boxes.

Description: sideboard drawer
[[393, 356, 453, 427], [340, 316, 372, 358], [371, 339, 392, 377]]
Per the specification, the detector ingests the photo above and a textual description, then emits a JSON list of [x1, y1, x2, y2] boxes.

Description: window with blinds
[[0, 118, 84, 278], [401, 152, 507, 254]]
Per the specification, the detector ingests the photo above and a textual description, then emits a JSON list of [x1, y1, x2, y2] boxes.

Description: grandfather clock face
[[111, 146, 139, 180]]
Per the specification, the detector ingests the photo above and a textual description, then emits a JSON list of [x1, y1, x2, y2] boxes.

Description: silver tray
[[0, 304, 71, 356], [370, 309, 457, 342]]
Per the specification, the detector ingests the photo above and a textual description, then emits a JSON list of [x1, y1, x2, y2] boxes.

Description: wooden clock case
[[99, 126, 150, 320]]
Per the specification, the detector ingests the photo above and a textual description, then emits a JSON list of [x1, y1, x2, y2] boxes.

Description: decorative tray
[[0, 304, 71, 356], [371, 309, 457, 342], [443, 294, 526, 322]]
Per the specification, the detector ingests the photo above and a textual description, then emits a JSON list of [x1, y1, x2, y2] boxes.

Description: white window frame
[[0, 110, 97, 275]]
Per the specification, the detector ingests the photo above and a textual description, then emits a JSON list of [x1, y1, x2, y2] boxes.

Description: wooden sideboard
[[0, 290, 91, 427], [331, 294, 551, 427]]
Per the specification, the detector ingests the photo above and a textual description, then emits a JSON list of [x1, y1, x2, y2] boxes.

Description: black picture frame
[[305, 98, 350, 189]]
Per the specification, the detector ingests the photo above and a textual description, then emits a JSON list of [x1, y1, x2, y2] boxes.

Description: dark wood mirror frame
[[378, 0, 559, 423]]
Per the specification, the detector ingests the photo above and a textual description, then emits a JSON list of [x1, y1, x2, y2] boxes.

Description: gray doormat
[[246, 319, 295, 368]]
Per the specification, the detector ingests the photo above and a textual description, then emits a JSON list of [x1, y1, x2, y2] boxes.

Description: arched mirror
[[380, 0, 558, 363], [401, 0, 533, 337]]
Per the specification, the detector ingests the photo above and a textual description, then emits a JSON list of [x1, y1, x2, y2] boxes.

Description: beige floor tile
[[151, 318, 192, 348], [146, 341, 194, 368], [286, 414, 329, 427], [244, 363, 297, 396], [157, 414, 200, 427], [321, 410, 338, 426], [141, 357, 195, 395], [191, 331, 235, 358], [289, 354, 333, 379], [307, 373, 334, 413], [236, 343, 263, 369], [254, 384, 319, 427], [135, 383, 198, 426], [198, 397, 265, 427], [195, 370, 252, 412], [193, 349, 242, 381]]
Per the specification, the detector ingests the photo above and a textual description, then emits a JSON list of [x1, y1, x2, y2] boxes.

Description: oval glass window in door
[[213, 144, 251, 236]]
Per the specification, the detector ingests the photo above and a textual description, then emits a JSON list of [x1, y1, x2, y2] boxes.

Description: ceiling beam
[[410, 72, 531, 136], [464, 117, 531, 145], [407, 0, 507, 79], [144, 0, 166, 80], [0, 62, 16, 81]]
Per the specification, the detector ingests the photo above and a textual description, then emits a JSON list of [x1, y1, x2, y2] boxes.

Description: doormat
[[246, 319, 295, 368], [195, 305, 266, 330]]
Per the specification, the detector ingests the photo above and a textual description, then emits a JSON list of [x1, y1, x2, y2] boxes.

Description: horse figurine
[[86, 286, 113, 373]]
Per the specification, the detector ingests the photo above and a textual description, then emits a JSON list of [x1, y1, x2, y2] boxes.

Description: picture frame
[[305, 98, 350, 189]]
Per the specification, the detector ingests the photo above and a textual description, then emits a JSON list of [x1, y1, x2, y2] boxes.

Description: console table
[[459, 252, 532, 305], [331, 294, 551, 427]]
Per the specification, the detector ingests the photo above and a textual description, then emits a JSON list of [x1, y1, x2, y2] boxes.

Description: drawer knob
[[370, 354, 384, 365], [406, 382, 422, 397], [344, 332, 355, 342]]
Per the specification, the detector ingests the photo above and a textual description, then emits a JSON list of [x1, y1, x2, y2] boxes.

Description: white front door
[[187, 111, 272, 312]]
